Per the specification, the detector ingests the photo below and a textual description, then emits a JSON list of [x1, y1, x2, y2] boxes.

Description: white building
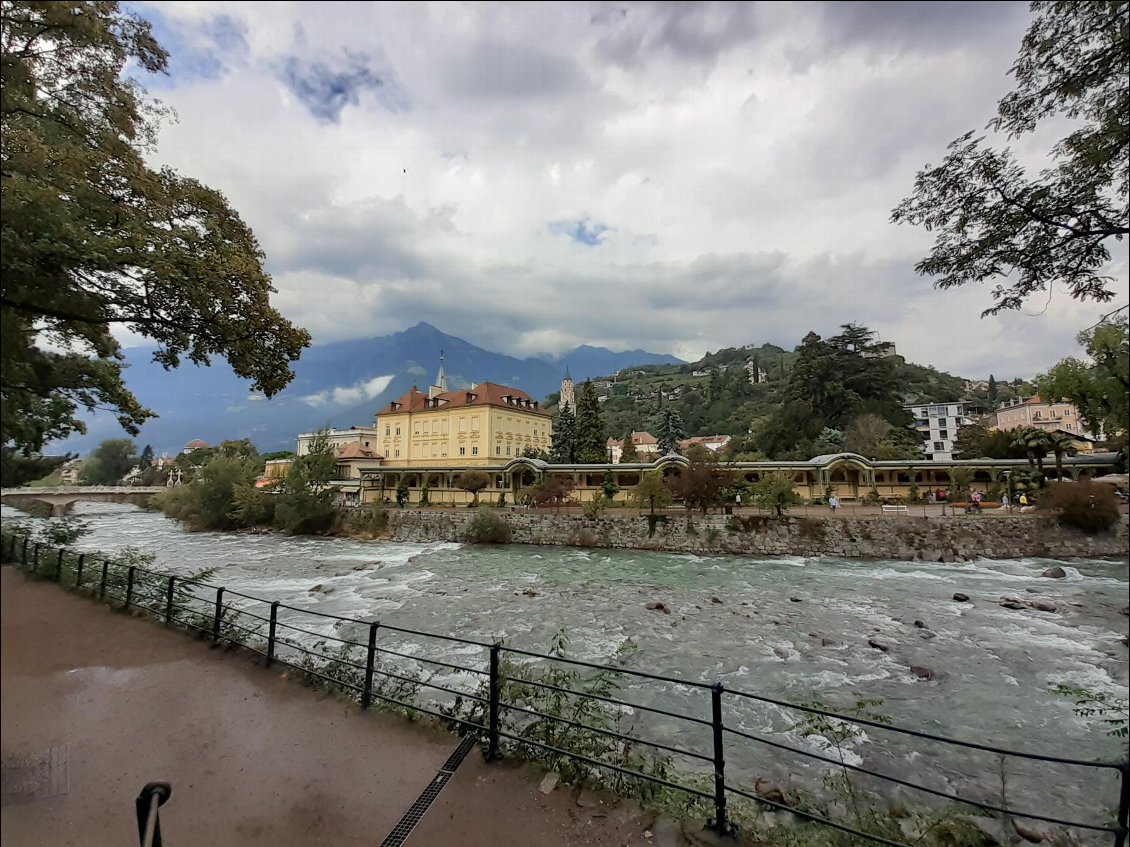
[[904, 402, 974, 461], [296, 426, 381, 456]]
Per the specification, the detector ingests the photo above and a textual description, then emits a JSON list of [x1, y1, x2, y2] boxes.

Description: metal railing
[[4, 530, 1127, 847]]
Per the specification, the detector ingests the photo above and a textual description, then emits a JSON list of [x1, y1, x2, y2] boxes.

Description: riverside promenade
[[0, 566, 685, 847]]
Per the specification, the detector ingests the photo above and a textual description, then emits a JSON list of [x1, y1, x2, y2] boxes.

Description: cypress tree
[[574, 381, 609, 463], [550, 404, 577, 463]]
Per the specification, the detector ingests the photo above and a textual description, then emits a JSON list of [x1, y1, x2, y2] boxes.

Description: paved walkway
[[0, 567, 699, 847]]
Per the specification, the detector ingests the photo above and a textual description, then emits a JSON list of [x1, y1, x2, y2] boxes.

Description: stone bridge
[[0, 487, 164, 517]]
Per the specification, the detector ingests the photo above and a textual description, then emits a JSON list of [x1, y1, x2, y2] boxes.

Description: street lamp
[[1002, 470, 1013, 514]]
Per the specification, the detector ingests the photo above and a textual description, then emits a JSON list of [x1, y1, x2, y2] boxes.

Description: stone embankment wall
[[387, 510, 1130, 561]]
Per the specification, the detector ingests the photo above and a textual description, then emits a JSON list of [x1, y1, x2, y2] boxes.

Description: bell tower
[[560, 367, 575, 410]]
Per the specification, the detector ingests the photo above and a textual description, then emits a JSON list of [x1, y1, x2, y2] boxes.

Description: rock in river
[[1041, 566, 1066, 579], [645, 601, 670, 614], [953, 593, 970, 602]]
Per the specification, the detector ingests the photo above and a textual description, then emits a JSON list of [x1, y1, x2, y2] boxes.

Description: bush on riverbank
[[1038, 481, 1120, 533], [463, 507, 511, 543]]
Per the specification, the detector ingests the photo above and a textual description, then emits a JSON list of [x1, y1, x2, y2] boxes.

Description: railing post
[[710, 683, 729, 836], [1115, 762, 1130, 847], [362, 621, 379, 709], [486, 643, 502, 761], [165, 576, 176, 626], [75, 553, 85, 588], [32, 543, 40, 573], [99, 559, 109, 600], [55, 548, 65, 581], [21, 535, 29, 565], [125, 565, 136, 609], [212, 587, 225, 642], [266, 601, 279, 667]]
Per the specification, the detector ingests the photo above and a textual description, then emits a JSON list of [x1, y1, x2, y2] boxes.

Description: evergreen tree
[[139, 444, 155, 469], [574, 381, 609, 463], [550, 404, 577, 463], [987, 374, 998, 405], [619, 429, 639, 463], [654, 408, 686, 455]]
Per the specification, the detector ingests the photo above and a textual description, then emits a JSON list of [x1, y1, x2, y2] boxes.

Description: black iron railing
[[4, 530, 1127, 847]]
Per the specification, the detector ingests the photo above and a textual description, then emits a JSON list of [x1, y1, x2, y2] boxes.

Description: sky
[[126, 0, 1127, 381]]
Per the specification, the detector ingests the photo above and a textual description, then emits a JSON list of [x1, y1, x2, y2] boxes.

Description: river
[[4, 502, 1127, 833]]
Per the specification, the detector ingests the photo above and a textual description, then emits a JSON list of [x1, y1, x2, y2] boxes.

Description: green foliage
[[581, 497, 607, 518], [463, 507, 512, 544], [0, 449, 69, 487], [629, 471, 672, 515], [550, 404, 576, 463], [600, 472, 619, 501], [1052, 684, 1129, 738], [1037, 480, 1120, 533], [530, 474, 575, 507], [892, 3, 1128, 314], [154, 455, 260, 531], [752, 472, 802, 517], [574, 381, 609, 463], [1038, 316, 1129, 438], [343, 505, 389, 536], [618, 429, 639, 463], [653, 408, 685, 455], [418, 481, 430, 506], [0, 1, 310, 453], [81, 439, 139, 485], [230, 483, 276, 527], [395, 478, 410, 508], [1010, 426, 1051, 471], [455, 470, 492, 505]]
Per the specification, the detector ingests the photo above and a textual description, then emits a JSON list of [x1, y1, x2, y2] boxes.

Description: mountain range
[[57, 323, 682, 457]]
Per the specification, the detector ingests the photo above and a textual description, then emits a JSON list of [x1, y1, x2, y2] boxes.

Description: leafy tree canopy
[[893, 2, 1128, 314], [81, 438, 137, 484], [1, 1, 311, 454], [1037, 315, 1129, 437]]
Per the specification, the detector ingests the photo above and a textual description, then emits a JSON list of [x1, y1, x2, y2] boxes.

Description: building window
[[933, 441, 944, 451], [395, 426, 401, 436], [394, 449, 400, 458], [459, 447, 466, 456], [472, 416, 479, 431], [459, 418, 466, 432], [472, 447, 478, 456], [939, 430, 948, 440], [506, 446, 511, 456], [496, 446, 502, 455], [1065, 410, 1071, 417]]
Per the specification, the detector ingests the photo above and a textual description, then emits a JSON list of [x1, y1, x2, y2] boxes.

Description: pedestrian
[[828, 494, 839, 512], [971, 490, 983, 514], [1018, 492, 1029, 509], [1001, 492, 1010, 512], [735, 492, 742, 510]]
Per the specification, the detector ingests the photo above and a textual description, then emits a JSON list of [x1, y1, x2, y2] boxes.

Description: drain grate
[[378, 735, 477, 847]]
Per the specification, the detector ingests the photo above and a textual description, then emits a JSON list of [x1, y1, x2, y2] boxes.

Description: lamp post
[[1003, 470, 1013, 514]]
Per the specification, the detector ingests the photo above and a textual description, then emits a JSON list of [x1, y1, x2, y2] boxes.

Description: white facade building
[[296, 426, 381, 456], [904, 402, 974, 461]]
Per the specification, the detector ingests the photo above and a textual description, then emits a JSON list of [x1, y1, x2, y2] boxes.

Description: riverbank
[[381, 509, 1130, 561]]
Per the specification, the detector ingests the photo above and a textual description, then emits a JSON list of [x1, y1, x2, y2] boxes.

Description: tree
[[138, 444, 154, 469], [455, 470, 492, 505], [550, 404, 576, 463], [952, 424, 991, 459], [1011, 427, 1051, 471], [0, 2, 311, 454], [630, 470, 673, 515], [81, 438, 137, 484], [843, 414, 891, 457], [654, 408, 686, 455], [574, 381, 608, 463], [892, 3, 1128, 315], [520, 445, 549, 461], [988, 374, 998, 405], [273, 433, 336, 534], [619, 430, 639, 463], [752, 473, 801, 518], [667, 456, 734, 514], [1046, 432, 1079, 480], [530, 474, 574, 507], [1037, 316, 1129, 438]]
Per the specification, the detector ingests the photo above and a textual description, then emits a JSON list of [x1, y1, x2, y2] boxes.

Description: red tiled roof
[[336, 442, 378, 460], [385, 382, 549, 416], [607, 431, 658, 446]]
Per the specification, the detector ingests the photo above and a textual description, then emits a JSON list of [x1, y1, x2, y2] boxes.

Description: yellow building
[[377, 381, 552, 467]]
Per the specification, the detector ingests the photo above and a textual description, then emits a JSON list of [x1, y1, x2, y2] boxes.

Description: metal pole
[[710, 683, 728, 836], [266, 601, 279, 667], [487, 643, 502, 761], [99, 560, 109, 599], [1115, 762, 1130, 847], [362, 621, 379, 709], [32, 543, 40, 573], [212, 587, 225, 642], [55, 548, 65, 581], [125, 565, 136, 609], [75, 553, 85, 588], [164, 576, 176, 626], [21, 536, 28, 565]]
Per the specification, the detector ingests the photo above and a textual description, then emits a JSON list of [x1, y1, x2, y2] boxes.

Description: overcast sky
[[129, 0, 1127, 380]]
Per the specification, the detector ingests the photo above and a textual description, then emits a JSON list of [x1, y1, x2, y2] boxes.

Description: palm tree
[[1046, 432, 1078, 480], [1010, 427, 1051, 472]]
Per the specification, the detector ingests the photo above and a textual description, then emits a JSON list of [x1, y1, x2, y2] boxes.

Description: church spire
[[436, 349, 447, 392]]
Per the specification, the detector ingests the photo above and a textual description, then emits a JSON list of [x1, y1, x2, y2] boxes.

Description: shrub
[[582, 497, 607, 518], [1038, 481, 1120, 533], [463, 507, 512, 544]]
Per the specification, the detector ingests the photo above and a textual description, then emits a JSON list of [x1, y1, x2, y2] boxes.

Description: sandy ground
[[1, 566, 708, 847]]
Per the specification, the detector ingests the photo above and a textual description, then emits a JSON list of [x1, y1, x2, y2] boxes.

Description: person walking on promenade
[[828, 494, 839, 513]]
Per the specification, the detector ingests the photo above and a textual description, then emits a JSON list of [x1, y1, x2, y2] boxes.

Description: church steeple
[[560, 367, 575, 410], [429, 350, 448, 398]]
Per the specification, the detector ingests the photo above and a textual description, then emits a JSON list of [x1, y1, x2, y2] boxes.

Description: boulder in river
[[1041, 566, 1066, 579], [999, 597, 1026, 610], [918, 629, 937, 640], [1012, 820, 1046, 843], [1026, 599, 1056, 613], [867, 639, 890, 652], [952, 593, 970, 602], [910, 665, 935, 680], [913, 620, 926, 629], [754, 777, 785, 805], [710, 596, 723, 604], [645, 601, 670, 614], [521, 587, 540, 597]]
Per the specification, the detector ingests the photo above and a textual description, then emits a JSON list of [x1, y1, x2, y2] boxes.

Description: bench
[[881, 504, 910, 515]]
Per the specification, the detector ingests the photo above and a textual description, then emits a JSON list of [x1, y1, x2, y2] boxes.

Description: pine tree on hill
[[550, 404, 577, 463], [574, 381, 609, 463], [655, 409, 686, 455]]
